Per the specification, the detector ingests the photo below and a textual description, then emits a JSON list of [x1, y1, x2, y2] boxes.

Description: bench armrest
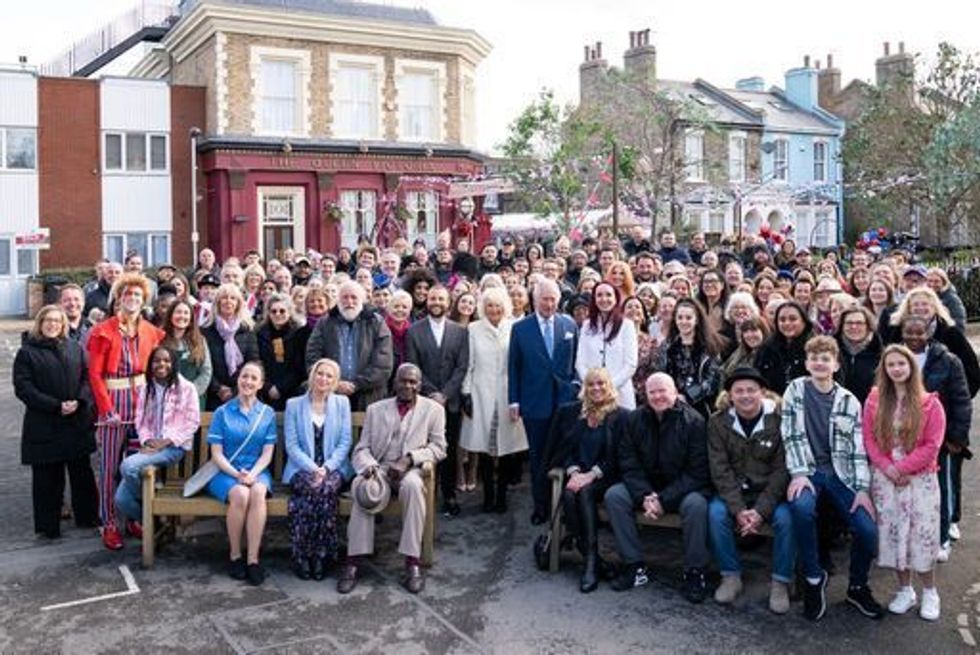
[[548, 467, 565, 482], [420, 461, 434, 480]]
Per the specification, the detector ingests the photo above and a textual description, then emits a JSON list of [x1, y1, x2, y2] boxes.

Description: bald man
[[605, 373, 712, 603]]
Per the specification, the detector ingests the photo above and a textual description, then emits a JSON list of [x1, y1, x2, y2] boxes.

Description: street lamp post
[[189, 127, 202, 264]]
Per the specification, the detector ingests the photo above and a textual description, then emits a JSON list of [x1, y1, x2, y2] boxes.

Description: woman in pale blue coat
[[284, 358, 354, 581]]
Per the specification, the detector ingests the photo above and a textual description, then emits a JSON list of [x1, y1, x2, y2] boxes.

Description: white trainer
[[937, 542, 951, 563], [888, 587, 917, 615], [949, 523, 961, 541], [920, 588, 941, 621]]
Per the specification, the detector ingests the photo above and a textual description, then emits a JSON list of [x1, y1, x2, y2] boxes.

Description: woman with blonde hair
[[460, 287, 527, 513], [925, 267, 967, 332], [546, 367, 628, 593], [203, 283, 259, 410], [862, 344, 946, 620], [284, 358, 354, 580]]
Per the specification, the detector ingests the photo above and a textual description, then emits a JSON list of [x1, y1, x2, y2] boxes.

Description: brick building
[[131, 0, 491, 261]]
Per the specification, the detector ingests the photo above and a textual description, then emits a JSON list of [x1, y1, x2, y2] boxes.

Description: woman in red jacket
[[87, 273, 164, 550], [862, 344, 946, 621]]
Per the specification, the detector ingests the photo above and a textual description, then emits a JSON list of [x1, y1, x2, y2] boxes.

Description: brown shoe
[[401, 564, 425, 594], [336, 564, 358, 594]]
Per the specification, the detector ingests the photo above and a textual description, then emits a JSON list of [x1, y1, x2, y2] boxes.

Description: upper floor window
[[260, 59, 299, 134], [1, 127, 36, 170], [104, 132, 167, 173], [400, 71, 439, 141], [684, 130, 704, 181], [251, 46, 310, 137], [813, 141, 828, 182], [774, 138, 789, 182], [728, 133, 746, 182], [335, 64, 379, 139]]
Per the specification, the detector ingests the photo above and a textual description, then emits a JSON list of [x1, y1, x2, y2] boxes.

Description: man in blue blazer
[[508, 277, 579, 524]]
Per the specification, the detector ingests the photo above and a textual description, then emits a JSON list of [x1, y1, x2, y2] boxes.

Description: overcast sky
[[3, 0, 978, 153]]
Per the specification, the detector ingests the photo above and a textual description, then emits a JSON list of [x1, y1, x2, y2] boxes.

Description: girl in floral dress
[[862, 344, 946, 621]]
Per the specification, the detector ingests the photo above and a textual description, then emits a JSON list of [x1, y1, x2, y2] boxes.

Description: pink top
[[134, 375, 201, 450], [862, 386, 946, 476]]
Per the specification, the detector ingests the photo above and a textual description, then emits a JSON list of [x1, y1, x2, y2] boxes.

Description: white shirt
[[429, 316, 446, 349]]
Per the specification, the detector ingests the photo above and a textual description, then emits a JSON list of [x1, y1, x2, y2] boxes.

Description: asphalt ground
[[0, 322, 978, 654]]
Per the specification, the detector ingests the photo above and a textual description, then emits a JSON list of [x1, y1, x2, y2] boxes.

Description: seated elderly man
[[706, 367, 793, 613], [337, 363, 446, 595], [605, 372, 712, 602], [305, 279, 393, 411]]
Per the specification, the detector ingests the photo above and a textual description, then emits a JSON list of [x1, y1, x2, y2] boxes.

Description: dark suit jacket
[[202, 323, 260, 411], [507, 312, 579, 420], [406, 318, 469, 413]]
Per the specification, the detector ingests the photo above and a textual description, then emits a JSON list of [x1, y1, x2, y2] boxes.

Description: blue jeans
[[708, 496, 796, 583], [789, 470, 877, 586], [114, 447, 186, 522]]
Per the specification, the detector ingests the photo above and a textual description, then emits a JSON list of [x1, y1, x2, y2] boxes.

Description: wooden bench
[[546, 468, 771, 573], [140, 411, 436, 568]]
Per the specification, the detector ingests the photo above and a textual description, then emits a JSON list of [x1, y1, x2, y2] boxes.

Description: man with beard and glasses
[[406, 286, 469, 517], [87, 273, 164, 550], [304, 280, 393, 412]]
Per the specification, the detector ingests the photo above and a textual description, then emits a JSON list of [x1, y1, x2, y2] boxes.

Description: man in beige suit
[[338, 363, 446, 594]]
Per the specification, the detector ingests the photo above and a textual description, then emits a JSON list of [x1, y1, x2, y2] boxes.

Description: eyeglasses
[[270, 308, 289, 315]]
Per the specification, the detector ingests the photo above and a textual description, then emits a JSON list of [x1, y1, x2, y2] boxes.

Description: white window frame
[[460, 73, 476, 146], [102, 132, 169, 174], [683, 208, 707, 232], [394, 59, 447, 143], [405, 190, 439, 246], [813, 139, 828, 182], [728, 132, 746, 182], [773, 137, 789, 182], [0, 126, 37, 171], [339, 190, 377, 249], [103, 232, 171, 267], [684, 129, 705, 182], [250, 46, 312, 137], [811, 210, 834, 248], [329, 53, 384, 140]]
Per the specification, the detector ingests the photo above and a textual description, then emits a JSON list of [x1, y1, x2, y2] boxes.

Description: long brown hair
[[873, 344, 926, 452], [163, 299, 206, 365]]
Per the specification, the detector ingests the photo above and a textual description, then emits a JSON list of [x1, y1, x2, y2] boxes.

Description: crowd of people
[[13, 224, 976, 620]]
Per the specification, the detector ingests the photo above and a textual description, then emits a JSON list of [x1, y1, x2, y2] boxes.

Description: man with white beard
[[304, 280, 393, 411]]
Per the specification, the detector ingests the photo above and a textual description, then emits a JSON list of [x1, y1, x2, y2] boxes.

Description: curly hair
[[579, 367, 620, 424]]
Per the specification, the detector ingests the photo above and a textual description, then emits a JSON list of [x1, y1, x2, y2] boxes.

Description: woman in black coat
[[835, 306, 883, 405], [202, 284, 260, 410], [545, 368, 628, 593], [754, 301, 814, 395], [13, 305, 98, 538], [255, 293, 308, 411]]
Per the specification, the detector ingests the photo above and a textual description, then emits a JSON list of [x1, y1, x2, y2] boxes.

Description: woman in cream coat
[[575, 282, 638, 409], [460, 287, 528, 513]]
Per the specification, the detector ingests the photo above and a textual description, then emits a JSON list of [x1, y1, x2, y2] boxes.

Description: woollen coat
[[460, 317, 528, 457]]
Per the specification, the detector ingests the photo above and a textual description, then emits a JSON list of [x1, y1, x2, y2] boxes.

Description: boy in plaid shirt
[[783, 336, 884, 621]]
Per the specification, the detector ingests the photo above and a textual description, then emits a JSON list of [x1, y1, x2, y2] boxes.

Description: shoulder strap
[[226, 405, 269, 465]]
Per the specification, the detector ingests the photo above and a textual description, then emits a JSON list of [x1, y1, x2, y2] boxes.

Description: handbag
[[182, 405, 269, 498], [532, 503, 564, 571]]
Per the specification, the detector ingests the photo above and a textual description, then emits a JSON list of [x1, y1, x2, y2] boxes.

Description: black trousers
[[438, 410, 462, 503], [31, 456, 98, 537]]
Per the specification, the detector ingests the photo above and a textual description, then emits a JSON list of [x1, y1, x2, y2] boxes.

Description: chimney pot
[[645, 29, 651, 45], [827, 54, 834, 68], [804, 55, 811, 68], [884, 42, 890, 56], [629, 31, 636, 48], [816, 60, 822, 69], [584, 45, 590, 62], [899, 41, 905, 54], [596, 41, 602, 59]]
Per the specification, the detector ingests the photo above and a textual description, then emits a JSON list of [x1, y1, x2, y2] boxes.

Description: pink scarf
[[215, 315, 244, 374]]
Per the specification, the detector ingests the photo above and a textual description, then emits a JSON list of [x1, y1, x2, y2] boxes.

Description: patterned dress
[[287, 419, 344, 564], [872, 443, 941, 572]]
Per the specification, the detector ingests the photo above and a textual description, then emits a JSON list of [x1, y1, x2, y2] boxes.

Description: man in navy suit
[[508, 278, 579, 524]]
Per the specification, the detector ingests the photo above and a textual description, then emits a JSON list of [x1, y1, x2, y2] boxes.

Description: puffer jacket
[[921, 342, 972, 452]]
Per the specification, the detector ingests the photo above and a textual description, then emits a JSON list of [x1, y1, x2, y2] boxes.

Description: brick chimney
[[623, 28, 656, 86], [875, 41, 915, 102], [579, 41, 608, 106], [818, 52, 841, 109]]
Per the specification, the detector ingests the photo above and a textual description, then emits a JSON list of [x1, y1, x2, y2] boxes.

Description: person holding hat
[[707, 367, 793, 613], [338, 363, 446, 595]]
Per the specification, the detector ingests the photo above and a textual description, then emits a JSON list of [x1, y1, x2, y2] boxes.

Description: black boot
[[481, 464, 495, 513], [494, 476, 508, 513], [578, 485, 599, 593]]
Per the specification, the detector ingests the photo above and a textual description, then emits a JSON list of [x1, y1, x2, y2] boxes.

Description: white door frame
[[257, 186, 306, 258]]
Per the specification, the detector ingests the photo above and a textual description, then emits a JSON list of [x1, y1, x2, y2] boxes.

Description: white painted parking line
[[40, 564, 140, 611]]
